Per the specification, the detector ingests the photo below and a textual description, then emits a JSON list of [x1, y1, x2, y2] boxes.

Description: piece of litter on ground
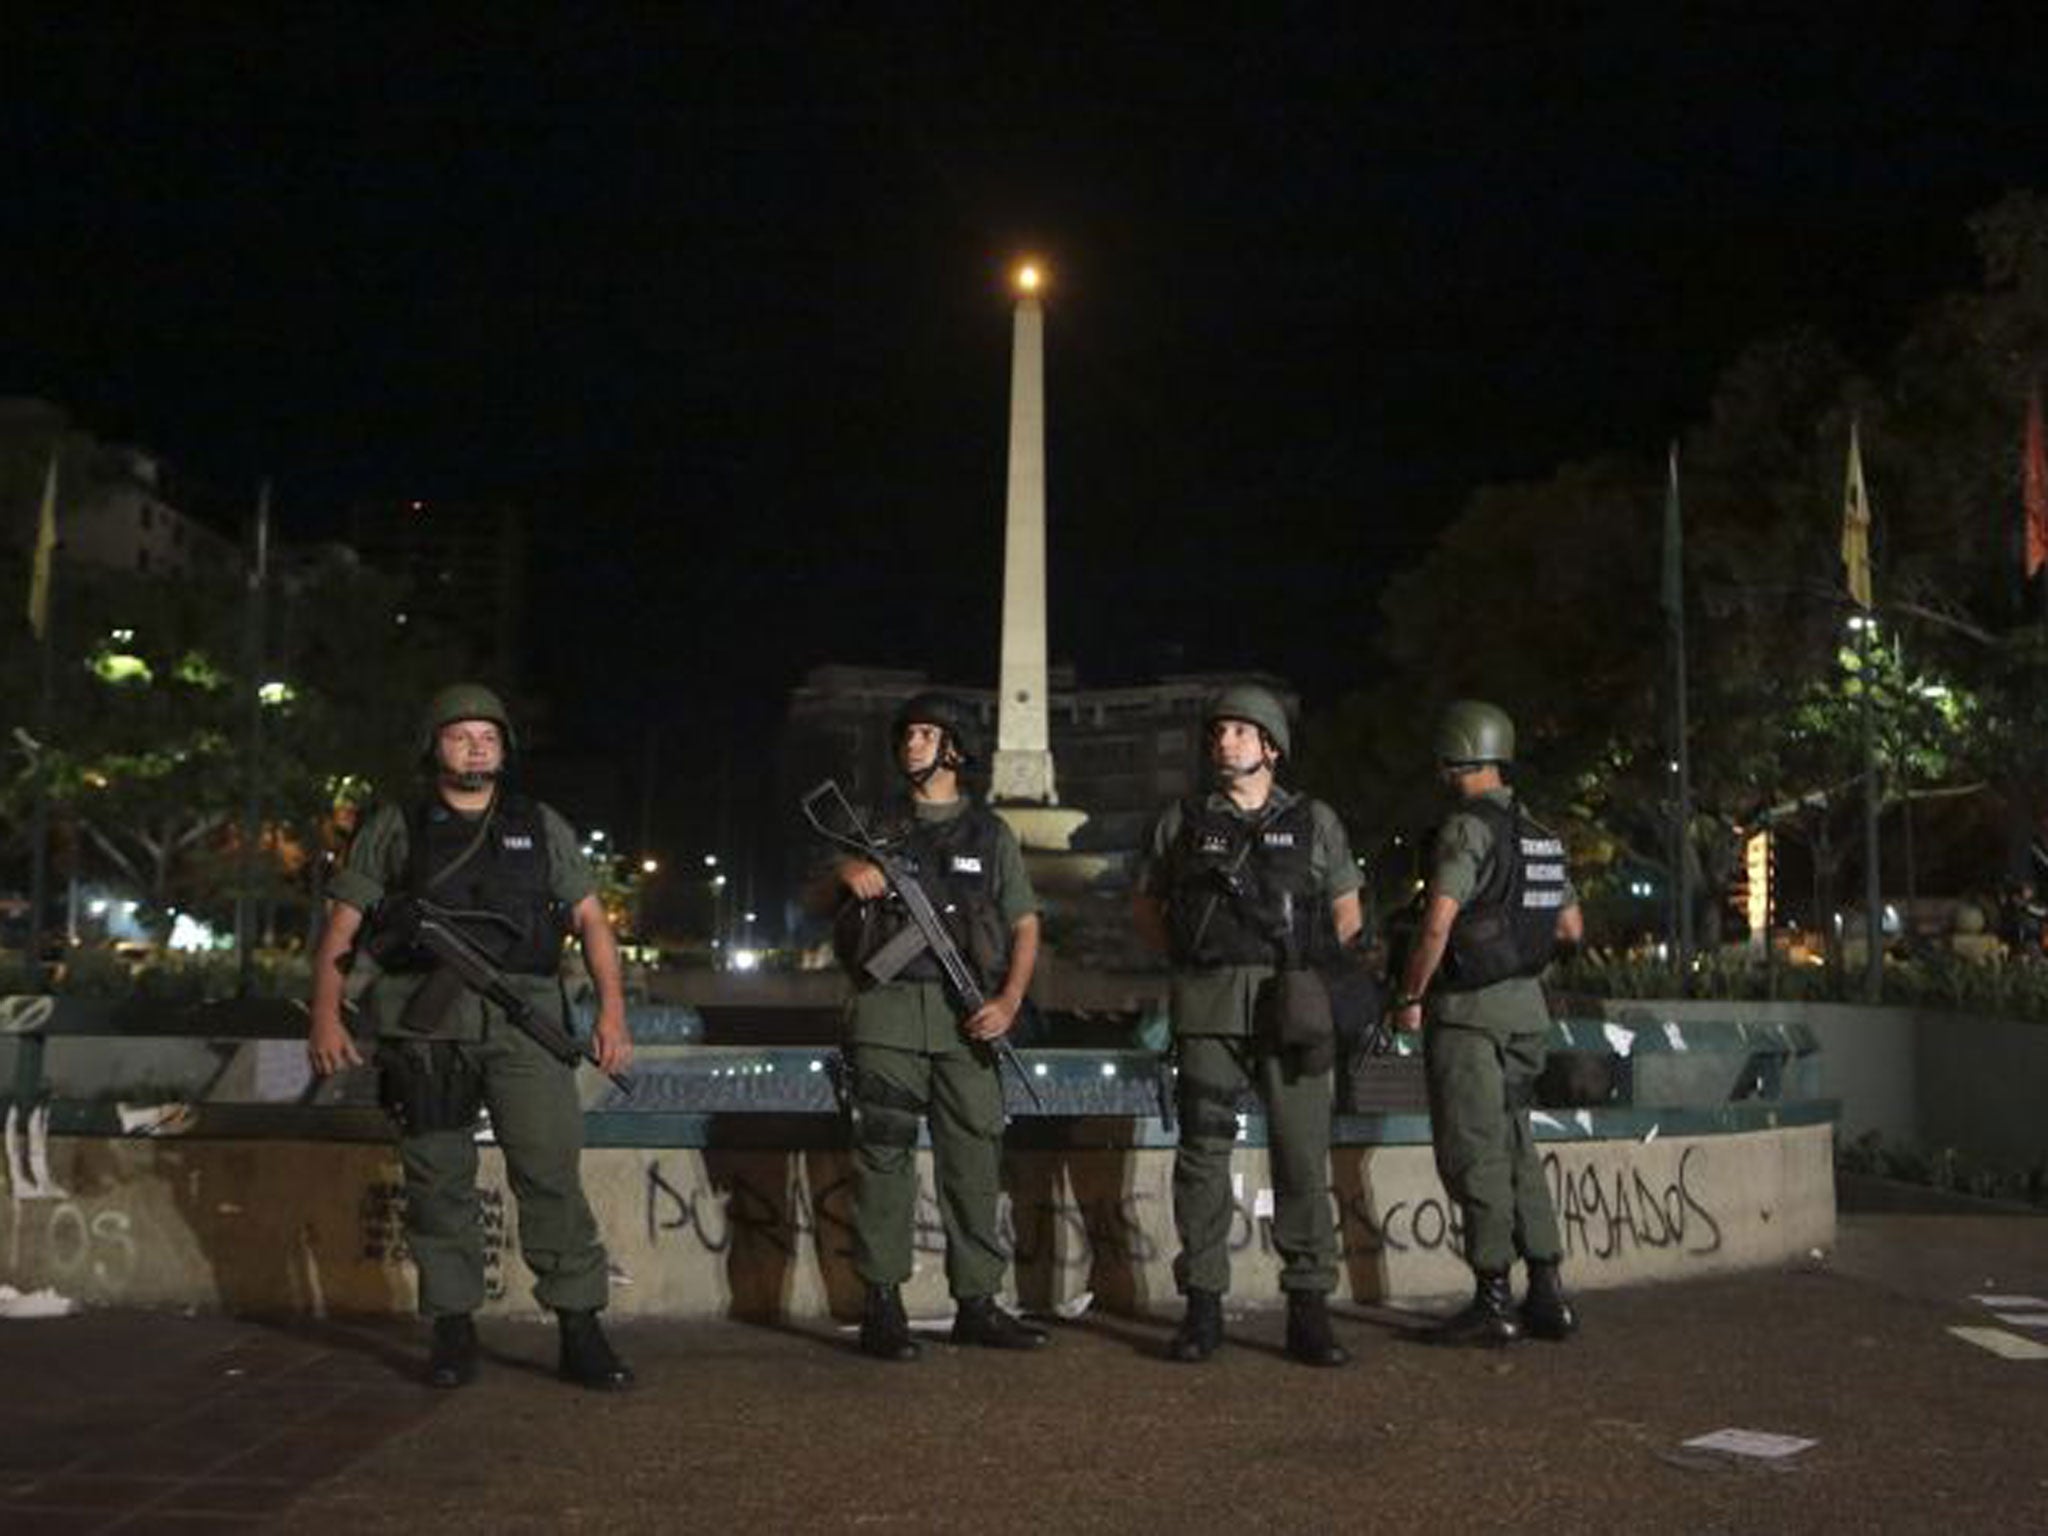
[[1972, 1294, 2047, 1309], [1992, 1313, 2048, 1330], [1642, 1124, 1660, 1145], [1054, 1290, 1094, 1320], [1681, 1429, 1817, 1460], [0, 1285, 77, 1319], [115, 1102, 197, 1137], [1252, 1188, 1274, 1220], [1949, 1326, 2048, 1361]]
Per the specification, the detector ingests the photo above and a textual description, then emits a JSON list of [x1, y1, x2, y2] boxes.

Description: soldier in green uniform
[[822, 692, 1048, 1360], [307, 684, 636, 1390], [1132, 683, 1363, 1367], [1393, 700, 1581, 1346]]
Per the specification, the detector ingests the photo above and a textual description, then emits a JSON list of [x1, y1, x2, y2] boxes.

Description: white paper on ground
[[0, 1285, 78, 1319], [1972, 1294, 2047, 1308], [1949, 1326, 2048, 1361], [1681, 1429, 1816, 1459]]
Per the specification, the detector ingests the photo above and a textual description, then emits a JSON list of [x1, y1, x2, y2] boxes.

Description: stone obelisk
[[989, 261, 1086, 852]]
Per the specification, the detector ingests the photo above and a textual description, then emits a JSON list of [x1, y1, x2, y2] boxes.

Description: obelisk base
[[994, 801, 1089, 853]]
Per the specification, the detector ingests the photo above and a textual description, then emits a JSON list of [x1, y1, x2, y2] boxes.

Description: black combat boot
[[859, 1284, 921, 1362], [1433, 1272, 1522, 1347], [1521, 1259, 1579, 1341], [1168, 1288, 1224, 1363], [556, 1309, 634, 1390], [1284, 1290, 1351, 1368], [426, 1313, 478, 1389], [950, 1296, 1049, 1350]]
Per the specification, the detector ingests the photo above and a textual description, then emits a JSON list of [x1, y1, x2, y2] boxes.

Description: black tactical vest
[[1166, 795, 1337, 969], [1436, 795, 1569, 993], [380, 792, 567, 976], [837, 802, 1012, 988]]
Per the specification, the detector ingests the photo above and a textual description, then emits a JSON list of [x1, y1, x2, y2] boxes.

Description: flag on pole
[[1661, 441, 1684, 625], [1842, 418, 1873, 609], [2025, 384, 2047, 580], [27, 453, 58, 641]]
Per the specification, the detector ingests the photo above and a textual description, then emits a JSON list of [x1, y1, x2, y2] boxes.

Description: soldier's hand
[[307, 1012, 363, 1076], [1393, 1002, 1424, 1035], [963, 995, 1019, 1042], [838, 860, 888, 901], [592, 1007, 634, 1075]]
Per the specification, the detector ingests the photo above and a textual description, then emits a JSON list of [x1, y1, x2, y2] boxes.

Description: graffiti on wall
[[637, 1144, 1728, 1273]]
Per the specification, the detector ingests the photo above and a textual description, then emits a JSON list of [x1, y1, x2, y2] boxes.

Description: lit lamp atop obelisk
[[990, 259, 1087, 853]]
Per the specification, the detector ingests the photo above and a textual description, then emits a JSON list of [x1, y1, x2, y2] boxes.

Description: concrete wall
[[0, 1123, 1833, 1319], [1606, 998, 2046, 1169], [1599, 1000, 1918, 1146]]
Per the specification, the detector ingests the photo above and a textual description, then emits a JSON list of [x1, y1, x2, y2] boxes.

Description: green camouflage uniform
[[330, 798, 611, 1318], [844, 797, 1038, 1301], [1423, 787, 1572, 1275], [1140, 788, 1361, 1296]]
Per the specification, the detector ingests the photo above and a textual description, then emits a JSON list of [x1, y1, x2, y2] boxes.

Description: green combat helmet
[[423, 682, 516, 756], [1435, 700, 1515, 766], [1206, 683, 1292, 759], [892, 691, 980, 768]]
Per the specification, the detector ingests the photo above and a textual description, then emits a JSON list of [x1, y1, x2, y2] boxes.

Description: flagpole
[[26, 601, 54, 977], [2027, 383, 2048, 624], [1664, 442, 1695, 983], [1848, 419, 1883, 1001], [25, 454, 60, 980], [235, 479, 271, 997]]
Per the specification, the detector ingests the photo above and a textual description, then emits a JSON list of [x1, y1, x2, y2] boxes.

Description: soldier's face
[[437, 720, 504, 779], [899, 723, 946, 776], [1209, 719, 1272, 777]]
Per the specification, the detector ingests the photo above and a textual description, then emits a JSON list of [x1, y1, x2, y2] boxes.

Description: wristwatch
[[1395, 993, 1425, 1009]]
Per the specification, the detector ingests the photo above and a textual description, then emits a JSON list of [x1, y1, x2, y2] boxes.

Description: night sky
[[9, 9, 2048, 866]]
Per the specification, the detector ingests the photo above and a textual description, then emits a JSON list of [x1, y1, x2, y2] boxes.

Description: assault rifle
[[802, 780, 1043, 1112], [365, 893, 635, 1095]]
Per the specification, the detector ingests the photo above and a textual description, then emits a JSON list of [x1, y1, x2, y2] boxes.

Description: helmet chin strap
[[900, 736, 960, 789], [442, 766, 503, 793], [1215, 757, 1273, 785]]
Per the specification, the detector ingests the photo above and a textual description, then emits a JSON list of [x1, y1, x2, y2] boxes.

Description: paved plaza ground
[[3, 1189, 2046, 1534]]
